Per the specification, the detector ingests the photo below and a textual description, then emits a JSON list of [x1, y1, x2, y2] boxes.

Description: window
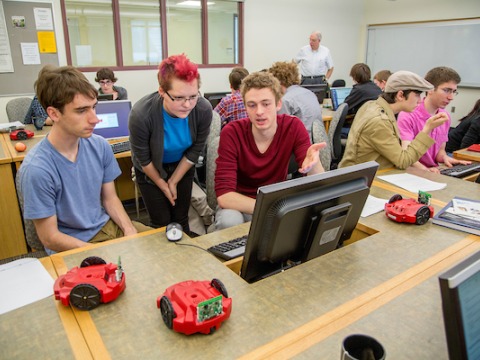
[[62, 0, 243, 69], [120, 1, 162, 66], [208, 1, 239, 64]]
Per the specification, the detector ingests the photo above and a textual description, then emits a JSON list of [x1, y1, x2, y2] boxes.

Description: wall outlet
[[451, 106, 455, 113]]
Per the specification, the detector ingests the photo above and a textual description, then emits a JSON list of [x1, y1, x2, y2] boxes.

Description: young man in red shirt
[[214, 71, 326, 230]]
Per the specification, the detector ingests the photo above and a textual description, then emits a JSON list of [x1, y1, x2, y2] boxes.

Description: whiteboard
[[366, 19, 480, 88]]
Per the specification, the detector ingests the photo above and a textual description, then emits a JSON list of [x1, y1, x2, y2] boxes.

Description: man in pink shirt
[[214, 71, 326, 230], [398, 67, 470, 173]]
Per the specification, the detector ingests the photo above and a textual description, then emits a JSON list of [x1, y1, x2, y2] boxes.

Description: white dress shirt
[[295, 45, 334, 77]]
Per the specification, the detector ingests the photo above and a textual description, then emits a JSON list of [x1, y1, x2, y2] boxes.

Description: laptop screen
[[94, 100, 131, 140], [331, 87, 352, 110]]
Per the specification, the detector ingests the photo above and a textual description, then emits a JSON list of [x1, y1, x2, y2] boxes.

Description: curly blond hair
[[269, 61, 300, 88], [240, 71, 283, 103]]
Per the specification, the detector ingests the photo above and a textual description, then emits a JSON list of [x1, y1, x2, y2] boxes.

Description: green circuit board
[[197, 295, 223, 322]]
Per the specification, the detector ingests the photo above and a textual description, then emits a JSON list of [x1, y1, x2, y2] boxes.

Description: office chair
[[328, 103, 349, 169], [208, 111, 222, 145], [206, 136, 220, 210], [196, 111, 222, 190], [331, 79, 346, 88], [131, 167, 141, 219], [286, 122, 331, 178], [6, 97, 32, 123], [15, 175, 45, 252], [311, 119, 332, 171]]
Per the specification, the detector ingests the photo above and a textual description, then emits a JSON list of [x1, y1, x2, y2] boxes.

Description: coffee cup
[[341, 334, 385, 360]]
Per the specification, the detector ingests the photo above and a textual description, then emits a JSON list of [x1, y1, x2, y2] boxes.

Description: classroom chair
[[328, 103, 349, 170], [6, 97, 32, 123], [206, 136, 220, 210], [311, 118, 332, 171], [15, 175, 45, 252], [331, 79, 346, 88]]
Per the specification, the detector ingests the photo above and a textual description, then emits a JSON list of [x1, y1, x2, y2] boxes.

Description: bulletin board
[[0, 0, 59, 96], [366, 18, 480, 88]]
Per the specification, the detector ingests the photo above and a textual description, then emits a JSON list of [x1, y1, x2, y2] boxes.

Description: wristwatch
[[33, 117, 45, 130]]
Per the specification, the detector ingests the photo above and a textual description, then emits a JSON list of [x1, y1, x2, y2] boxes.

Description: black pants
[[135, 163, 195, 231], [301, 76, 326, 85]]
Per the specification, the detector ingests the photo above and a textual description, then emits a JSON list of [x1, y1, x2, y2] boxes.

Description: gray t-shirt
[[278, 85, 323, 135], [18, 134, 121, 253]]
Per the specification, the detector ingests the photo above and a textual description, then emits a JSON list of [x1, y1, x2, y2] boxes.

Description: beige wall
[[1, 0, 479, 125]]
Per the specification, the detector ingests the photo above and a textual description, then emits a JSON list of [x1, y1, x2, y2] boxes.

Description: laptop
[[94, 100, 131, 140], [331, 87, 352, 110]]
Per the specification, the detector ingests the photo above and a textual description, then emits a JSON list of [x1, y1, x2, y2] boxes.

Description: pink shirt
[[397, 100, 450, 167]]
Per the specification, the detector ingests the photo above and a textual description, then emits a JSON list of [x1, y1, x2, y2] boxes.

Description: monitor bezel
[[97, 93, 114, 101], [240, 161, 378, 283], [439, 250, 480, 360], [300, 84, 328, 104]]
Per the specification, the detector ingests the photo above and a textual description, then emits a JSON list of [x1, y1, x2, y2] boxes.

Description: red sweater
[[215, 114, 311, 199]]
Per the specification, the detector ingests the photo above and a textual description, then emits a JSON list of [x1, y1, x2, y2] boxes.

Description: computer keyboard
[[440, 162, 480, 178], [110, 140, 131, 154], [207, 235, 247, 260]]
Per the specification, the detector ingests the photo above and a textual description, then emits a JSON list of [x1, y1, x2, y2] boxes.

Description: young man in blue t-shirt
[[18, 65, 149, 254]]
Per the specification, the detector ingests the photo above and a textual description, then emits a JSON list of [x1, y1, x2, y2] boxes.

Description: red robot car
[[54, 256, 125, 310], [384, 193, 434, 225], [10, 129, 34, 141], [157, 279, 232, 335]]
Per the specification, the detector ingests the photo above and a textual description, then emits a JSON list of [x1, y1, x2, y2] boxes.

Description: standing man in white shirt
[[295, 31, 334, 85]]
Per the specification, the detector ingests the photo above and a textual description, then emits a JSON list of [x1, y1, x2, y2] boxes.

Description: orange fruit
[[15, 142, 27, 152]]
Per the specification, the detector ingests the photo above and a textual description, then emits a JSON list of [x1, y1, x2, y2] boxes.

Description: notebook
[[94, 100, 131, 140], [331, 87, 352, 110]]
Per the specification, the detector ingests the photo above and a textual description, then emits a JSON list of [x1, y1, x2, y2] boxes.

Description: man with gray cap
[[339, 70, 449, 170]]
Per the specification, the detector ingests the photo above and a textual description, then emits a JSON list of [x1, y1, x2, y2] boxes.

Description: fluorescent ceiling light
[[177, 1, 215, 6]]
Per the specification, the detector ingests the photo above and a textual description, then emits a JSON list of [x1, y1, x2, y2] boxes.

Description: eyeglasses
[[439, 87, 458, 96], [165, 90, 200, 104], [99, 80, 112, 85]]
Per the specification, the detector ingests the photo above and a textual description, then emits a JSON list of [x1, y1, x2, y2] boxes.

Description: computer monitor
[[439, 250, 480, 360], [203, 91, 230, 108], [94, 100, 131, 140], [97, 93, 114, 101], [300, 84, 328, 104], [331, 87, 353, 110], [240, 161, 379, 283]]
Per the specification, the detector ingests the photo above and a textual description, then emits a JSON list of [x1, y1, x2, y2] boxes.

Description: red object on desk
[[467, 144, 480, 152], [157, 279, 232, 335], [10, 129, 34, 141], [384, 194, 434, 225], [54, 256, 125, 310]]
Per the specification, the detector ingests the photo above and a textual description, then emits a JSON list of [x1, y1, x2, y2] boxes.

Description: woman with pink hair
[[129, 54, 212, 233]]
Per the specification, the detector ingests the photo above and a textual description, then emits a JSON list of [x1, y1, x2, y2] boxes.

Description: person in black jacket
[[344, 63, 383, 115], [446, 98, 480, 153]]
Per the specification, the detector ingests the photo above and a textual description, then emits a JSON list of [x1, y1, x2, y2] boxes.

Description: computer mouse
[[166, 222, 183, 242]]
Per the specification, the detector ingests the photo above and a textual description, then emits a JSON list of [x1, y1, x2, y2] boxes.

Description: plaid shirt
[[24, 96, 48, 124], [214, 90, 248, 127]]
